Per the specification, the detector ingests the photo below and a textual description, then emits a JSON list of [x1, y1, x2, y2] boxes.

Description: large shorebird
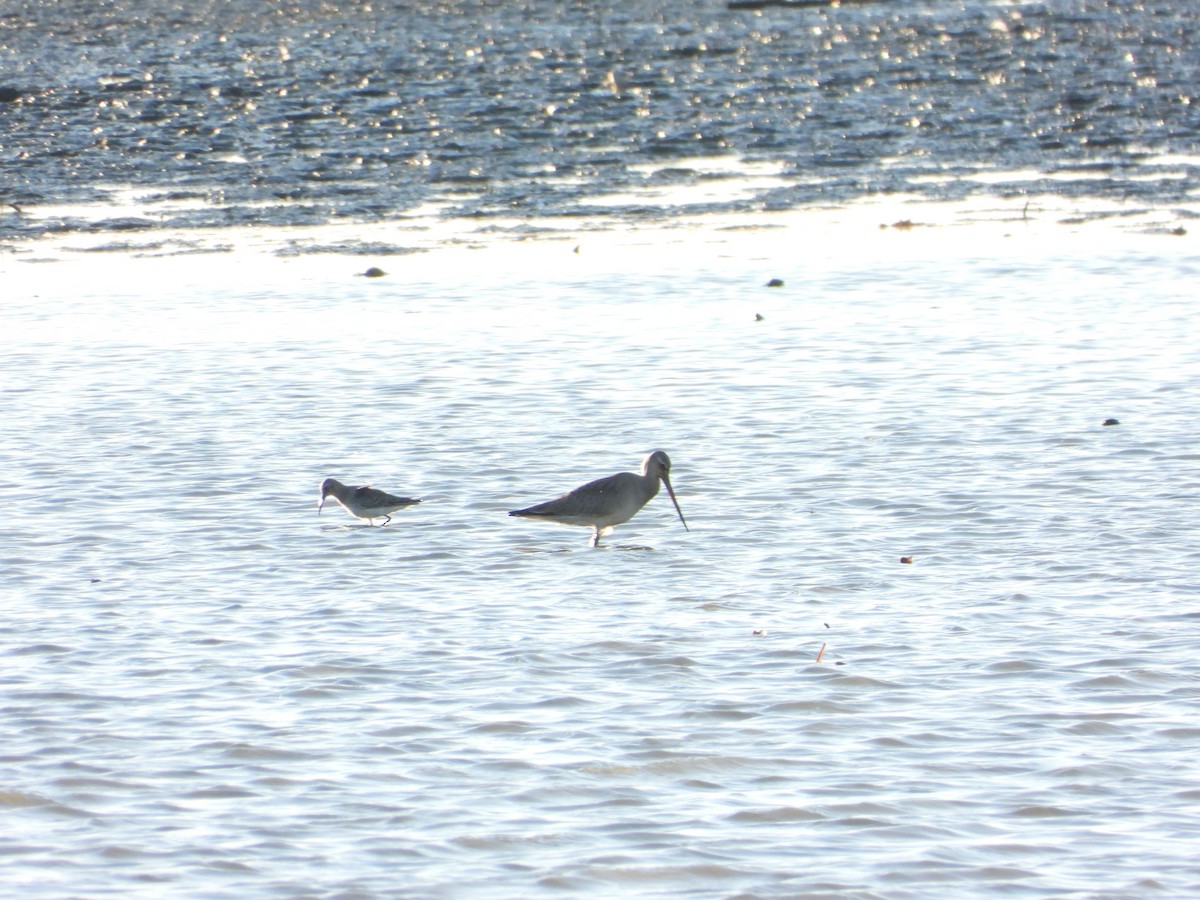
[[318, 478, 420, 526], [509, 450, 688, 547]]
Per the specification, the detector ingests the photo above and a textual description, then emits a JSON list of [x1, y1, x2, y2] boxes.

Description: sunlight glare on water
[[4, 0, 1200, 887]]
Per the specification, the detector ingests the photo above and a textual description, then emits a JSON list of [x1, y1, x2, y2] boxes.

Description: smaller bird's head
[[318, 477, 339, 514]]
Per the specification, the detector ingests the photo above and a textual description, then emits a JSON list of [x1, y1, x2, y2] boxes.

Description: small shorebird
[[318, 478, 420, 526], [509, 450, 689, 547]]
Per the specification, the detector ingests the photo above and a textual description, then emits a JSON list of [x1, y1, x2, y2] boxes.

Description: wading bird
[[318, 478, 420, 526], [509, 450, 688, 547]]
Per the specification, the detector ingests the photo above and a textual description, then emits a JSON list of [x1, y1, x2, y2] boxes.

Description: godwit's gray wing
[[510, 471, 647, 528]]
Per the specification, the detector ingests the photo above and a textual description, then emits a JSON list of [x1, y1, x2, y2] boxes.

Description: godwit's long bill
[[508, 450, 688, 547], [318, 477, 420, 526]]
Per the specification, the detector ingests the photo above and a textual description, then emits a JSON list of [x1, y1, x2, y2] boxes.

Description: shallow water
[[4, 214, 1200, 896], [4, 0, 1200, 895]]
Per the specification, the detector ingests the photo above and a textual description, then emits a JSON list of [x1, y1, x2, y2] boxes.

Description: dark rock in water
[[766, 278, 784, 287], [0, 87, 21, 103], [1102, 418, 1120, 426], [357, 266, 386, 277]]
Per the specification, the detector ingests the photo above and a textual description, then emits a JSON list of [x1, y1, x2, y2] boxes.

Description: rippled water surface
[[3, 0, 1200, 245], [4, 215, 1200, 896], [4, 0, 1200, 896]]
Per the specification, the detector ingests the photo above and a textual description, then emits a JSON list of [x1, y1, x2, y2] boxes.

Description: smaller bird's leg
[[381, 515, 392, 526], [590, 529, 601, 548]]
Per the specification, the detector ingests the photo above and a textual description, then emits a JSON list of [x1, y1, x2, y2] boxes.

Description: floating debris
[[900, 556, 913, 564], [359, 266, 386, 278], [766, 278, 784, 287], [1102, 418, 1120, 426]]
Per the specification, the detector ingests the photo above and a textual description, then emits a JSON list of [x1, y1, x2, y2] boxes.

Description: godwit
[[508, 450, 688, 547], [318, 478, 420, 526]]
